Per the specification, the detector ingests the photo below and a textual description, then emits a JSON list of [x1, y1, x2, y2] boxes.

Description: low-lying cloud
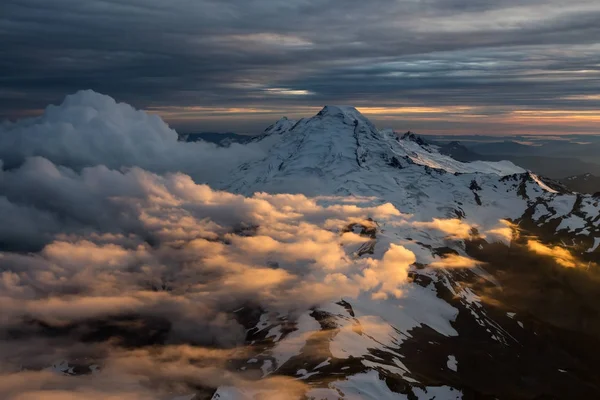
[[0, 151, 495, 397], [0, 92, 506, 398], [0, 149, 424, 397]]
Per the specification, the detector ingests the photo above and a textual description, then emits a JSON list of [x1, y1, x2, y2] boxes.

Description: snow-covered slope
[[226, 105, 525, 198], [210, 106, 600, 399]]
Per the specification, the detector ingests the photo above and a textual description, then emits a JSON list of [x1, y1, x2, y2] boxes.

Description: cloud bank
[[0, 154, 425, 398], [0, 90, 265, 184], [3, 0, 600, 134], [0, 92, 497, 399]]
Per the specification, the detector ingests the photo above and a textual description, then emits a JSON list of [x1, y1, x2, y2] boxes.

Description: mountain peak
[[316, 105, 368, 121], [400, 131, 428, 146], [317, 105, 360, 115], [312, 105, 377, 133], [263, 116, 297, 136]]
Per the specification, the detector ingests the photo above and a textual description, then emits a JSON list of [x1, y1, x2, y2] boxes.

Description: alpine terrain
[[213, 105, 600, 399], [1, 94, 599, 400]]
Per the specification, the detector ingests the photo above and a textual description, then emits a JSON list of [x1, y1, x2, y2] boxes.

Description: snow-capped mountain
[[223, 106, 597, 234], [2, 94, 599, 400], [208, 105, 600, 399]]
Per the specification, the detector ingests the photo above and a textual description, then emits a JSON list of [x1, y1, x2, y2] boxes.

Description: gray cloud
[[1, 0, 600, 134]]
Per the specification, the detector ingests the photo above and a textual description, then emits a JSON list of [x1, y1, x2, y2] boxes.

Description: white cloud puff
[[0, 91, 264, 185]]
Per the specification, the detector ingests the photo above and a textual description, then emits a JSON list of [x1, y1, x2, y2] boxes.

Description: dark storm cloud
[[1, 0, 600, 133]]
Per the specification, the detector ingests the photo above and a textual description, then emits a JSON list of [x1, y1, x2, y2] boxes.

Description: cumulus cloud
[[0, 344, 307, 400], [356, 244, 416, 300], [0, 91, 264, 185]]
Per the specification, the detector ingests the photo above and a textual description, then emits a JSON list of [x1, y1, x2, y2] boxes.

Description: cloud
[[428, 253, 481, 269], [356, 244, 416, 300], [2, 1, 600, 134], [526, 239, 578, 268], [485, 219, 517, 244], [0, 344, 308, 400], [0, 91, 264, 183], [411, 218, 476, 239], [0, 148, 432, 397]]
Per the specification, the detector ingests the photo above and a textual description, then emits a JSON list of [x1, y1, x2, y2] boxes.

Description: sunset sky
[[3, 0, 600, 135]]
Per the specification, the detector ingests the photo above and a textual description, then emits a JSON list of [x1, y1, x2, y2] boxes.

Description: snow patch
[[333, 370, 409, 400], [529, 172, 558, 194], [314, 357, 331, 370], [557, 215, 586, 232], [268, 312, 320, 371], [447, 355, 458, 372], [587, 237, 600, 253], [413, 386, 463, 399]]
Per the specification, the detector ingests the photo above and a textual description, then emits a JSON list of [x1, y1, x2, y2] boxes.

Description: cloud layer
[[0, 155, 488, 398], [0, 92, 514, 399], [0, 150, 424, 398], [2, 0, 600, 134], [0, 90, 265, 183]]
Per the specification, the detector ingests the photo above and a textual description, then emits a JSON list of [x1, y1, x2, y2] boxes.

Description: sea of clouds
[[0, 91, 493, 399]]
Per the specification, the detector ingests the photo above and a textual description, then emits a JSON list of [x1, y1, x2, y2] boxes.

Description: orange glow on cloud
[[145, 103, 600, 135], [526, 240, 578, 268], [356, 106, 475, 115], [509, 110, 600, 123], [429, 253, 481, 269], [146, 105, 320, 120]]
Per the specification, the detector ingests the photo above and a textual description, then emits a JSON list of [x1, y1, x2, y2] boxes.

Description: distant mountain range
[[560, 173, 600, 196], [179, 131, 255, 146], [433, 140, 600, 194]]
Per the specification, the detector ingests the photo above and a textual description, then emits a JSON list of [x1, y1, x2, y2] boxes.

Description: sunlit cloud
[[356, 106, 476, 115], [527, 239, 578, 268], [264, 88, 315, 96], [485, 220, 518, 245], [412, 218, 476, 240], [510, 110, 600, 123], [392, 218, 477, 240], [429, 254, 481, 269], [146, 105, 320, 120], [561, 94, 600, 101]]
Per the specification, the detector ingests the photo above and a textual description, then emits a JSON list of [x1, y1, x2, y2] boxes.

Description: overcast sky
[[2, 0, 600, 134]]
